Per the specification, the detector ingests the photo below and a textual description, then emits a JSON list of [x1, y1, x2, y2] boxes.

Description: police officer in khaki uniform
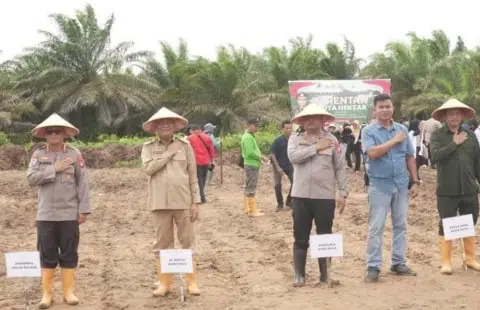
[[26, 113, 91, 309], [141, 107, 201, 297], [287, 104, 348, 287]]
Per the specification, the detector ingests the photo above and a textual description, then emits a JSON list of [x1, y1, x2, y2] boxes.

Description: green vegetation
[[1, 4, 480, 144]]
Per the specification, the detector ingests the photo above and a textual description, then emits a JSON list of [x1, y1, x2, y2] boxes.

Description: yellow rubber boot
[[247, 196, 264, 217], [185, 258, 200, 296], [61, 268, 79, 305], [439, 237, 453, 275], [153, 260, 173, 297], [39, 268, 55, 309], [463, 237, 480, 271]]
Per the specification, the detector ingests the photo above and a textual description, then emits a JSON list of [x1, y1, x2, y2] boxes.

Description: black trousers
[[292, 198, 336, 250], [274, 167, 293, 207], [196, 165, 209, 203], [37, 221, 79, 269], [437, 195, 479, 235], [346, 142, 361, 171]]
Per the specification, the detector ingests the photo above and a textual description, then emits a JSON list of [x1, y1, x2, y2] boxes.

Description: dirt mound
[[0, 144, 28, 170], [80, 145, 142, 169]]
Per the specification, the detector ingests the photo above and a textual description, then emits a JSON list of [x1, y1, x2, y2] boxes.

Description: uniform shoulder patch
[[144, 138, 156, 145], [77, 154, 86, 168], [177, 136, 190, 144]]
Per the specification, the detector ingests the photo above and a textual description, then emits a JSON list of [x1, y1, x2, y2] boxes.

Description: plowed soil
[[1, 165, 480, 310]]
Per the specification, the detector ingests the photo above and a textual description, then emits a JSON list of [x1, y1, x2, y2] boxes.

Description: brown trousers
[[152, 209, 195, 251]]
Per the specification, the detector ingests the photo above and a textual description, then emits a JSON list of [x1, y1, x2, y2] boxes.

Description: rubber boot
[[184, 258, 200, 296], [439, 236, 453, 275], [463, 237, 480, 271], [39, 268, 55, 309], [153, 260, 173, 297], [61, 268, 79, 305], [293, 248, 306, 287], [247, 196, 264, 217], [318, 258, 340, 285]]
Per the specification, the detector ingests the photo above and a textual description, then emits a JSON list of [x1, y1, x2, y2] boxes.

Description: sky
[[0, 0, 478, 64]]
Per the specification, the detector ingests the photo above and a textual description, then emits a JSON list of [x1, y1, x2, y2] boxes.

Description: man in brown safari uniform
[[26, 113, 91, 309], [141, 107, 201, 297]]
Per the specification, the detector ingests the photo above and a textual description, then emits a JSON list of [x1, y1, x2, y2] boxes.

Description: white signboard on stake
[[442, 215, 476, 241], [160, 249, 193, 274], [310, 234, 344, 258], [5, 251, 41, 278]]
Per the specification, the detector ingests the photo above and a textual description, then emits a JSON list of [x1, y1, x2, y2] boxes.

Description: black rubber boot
[[318, 258, 340, 285], [293, 248, 307, 287]]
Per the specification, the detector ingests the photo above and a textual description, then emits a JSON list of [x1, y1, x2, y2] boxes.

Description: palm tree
[[9, 4, 161, 139]]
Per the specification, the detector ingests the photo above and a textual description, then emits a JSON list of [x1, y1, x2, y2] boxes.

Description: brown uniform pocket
[[62, 167, 75, 184]]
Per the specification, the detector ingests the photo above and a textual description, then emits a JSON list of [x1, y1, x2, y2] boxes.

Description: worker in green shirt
[[241, 118, 264, 217], [430, 98, 480, 275]]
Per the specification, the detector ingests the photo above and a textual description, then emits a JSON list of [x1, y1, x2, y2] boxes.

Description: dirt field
[[1, 165, 480, 310]]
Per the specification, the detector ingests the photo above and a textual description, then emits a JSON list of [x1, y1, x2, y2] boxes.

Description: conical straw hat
[[292, 104, 335, 124], [143, 107, 188, 133], [31, 113, 80, 139], [432, 98, 476, 121]]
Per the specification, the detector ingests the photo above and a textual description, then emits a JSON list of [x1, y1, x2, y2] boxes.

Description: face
[[248, 124, 258, 133], [154, 119, 175, 138], [445, 109, 464, 128], [45, 126, 66, 144], [282, 123, 292, 137], [374, 99, 394, 122], [301, 116, 325, 131]]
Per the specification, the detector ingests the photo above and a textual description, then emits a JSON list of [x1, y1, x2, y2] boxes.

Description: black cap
[[247, 117, 260, 125], [189, 124, 201, 131]]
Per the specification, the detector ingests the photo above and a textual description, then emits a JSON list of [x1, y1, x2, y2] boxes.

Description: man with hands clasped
[[27, 113, 91, 309], [362, 93, 419, 283], [141, 107, 201, 297], [430, 99, 480, 275], [287, 104, 348, 287]]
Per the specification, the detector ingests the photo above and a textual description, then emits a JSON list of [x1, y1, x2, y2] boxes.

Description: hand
[[336, 197, 346, 214], [190, 204, 199, 222], [55, 157, 74, 172], [315, 138, 335, 152], [453, 131, 468, 145], [78, 214, 87, 224], [410, 184, 419, 199], [392, 131, 406, 144], [277, 168, 285, 177]]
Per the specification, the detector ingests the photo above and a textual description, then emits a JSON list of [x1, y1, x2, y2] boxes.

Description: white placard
[[310, 234, 344, 258], [5, 251, 41, 278], [159, 249, 193, 274], [442, 215, 476, 241]]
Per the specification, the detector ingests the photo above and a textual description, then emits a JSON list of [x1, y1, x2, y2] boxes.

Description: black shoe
[[293, 248, 306, 287], [365, 267, 380, 283], [390, 264, 417, 276], [276, 204, 284, 212]]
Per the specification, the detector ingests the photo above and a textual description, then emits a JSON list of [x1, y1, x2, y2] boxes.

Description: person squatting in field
[[141, 107, 201, 297], [361, 93, 419, 283], [429, 98, 480, 275], [26, 113, 91, 309], [287, 104, 348, 287]]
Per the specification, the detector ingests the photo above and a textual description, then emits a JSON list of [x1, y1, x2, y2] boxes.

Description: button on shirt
[[270, 135, 292, 171], [362, 121, 415, 192]]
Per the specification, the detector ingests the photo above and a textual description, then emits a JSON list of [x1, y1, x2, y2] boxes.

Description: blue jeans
[[366, 184, 409, 269]]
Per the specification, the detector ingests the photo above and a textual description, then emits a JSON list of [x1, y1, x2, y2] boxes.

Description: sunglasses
[[45, 129, 64, 135]]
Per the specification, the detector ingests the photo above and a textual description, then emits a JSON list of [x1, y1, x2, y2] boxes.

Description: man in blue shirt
[[270, 120, 294, 211], [361, 93, 420, 283]]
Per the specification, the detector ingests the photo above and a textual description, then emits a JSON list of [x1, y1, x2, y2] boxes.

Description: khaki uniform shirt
[[141, 137, 201, 210], [27, 144, 91, 221], [287, 131, 348, 200]]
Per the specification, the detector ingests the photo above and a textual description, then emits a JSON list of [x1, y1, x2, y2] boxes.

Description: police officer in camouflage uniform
[[27, 113, 91, 309], [430, 99, 480, 275]]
